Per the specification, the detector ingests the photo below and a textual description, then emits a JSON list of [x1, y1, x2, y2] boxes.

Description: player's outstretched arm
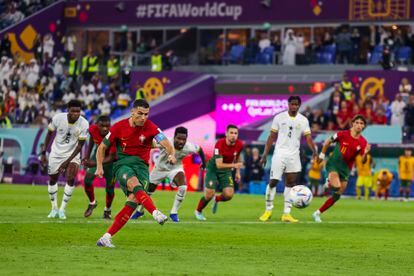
[[318, 135, 334, 163], [159, 138, 176, 164], [198, 147, 207, 169], [260, 131, 277, 168], [305, 134, 318, 160], [95, 142, 107, 178], [215, 158, 243, 170], [41, 129, 54, 163]]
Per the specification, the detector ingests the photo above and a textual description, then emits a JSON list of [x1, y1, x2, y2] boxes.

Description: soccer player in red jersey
[[82, 116, 117, 219], [96, 99, 176, 247], [194, 125, 244, 221], [312, 115, 371, 223]]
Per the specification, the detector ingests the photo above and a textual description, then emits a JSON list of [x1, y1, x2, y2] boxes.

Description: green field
[[1, 184, 414, 275]]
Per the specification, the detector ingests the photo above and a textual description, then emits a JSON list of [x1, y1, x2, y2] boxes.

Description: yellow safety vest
[[151, 54, 162, 72], [340, 81, 353, 100], [88, 56, 99, 73], [107, 59, 119, 77], [82, 55, 89, 73], [68, 58, 78, 76]]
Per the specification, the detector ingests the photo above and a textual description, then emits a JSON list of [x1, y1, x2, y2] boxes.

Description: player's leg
[[312, 171, 343, 223], [405, 181, 411, 200], [83, 166, 98, 217], [260, 157, 284, 221], [212, 171, 235, 214], [131, 168, 163, 219], [59, 162, 79, 219], [384, 186, 390, 200], [281, 172, 300, 223], [97, 195, 138, 248], [103, 167, 115, 219], [364, 176, 372, 200], [399, 179, 405, 200], [356, 176, 363, 199], [195, 170, 217, 220], [47, 172, 59, 218], [169, 171, 187, 222]]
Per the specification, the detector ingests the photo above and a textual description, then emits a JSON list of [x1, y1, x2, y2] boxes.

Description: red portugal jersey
[[89, 124, 116, 155], [333, 130, 367, 169], [103, 119, 163, 164], [207, 138, 244, 171]]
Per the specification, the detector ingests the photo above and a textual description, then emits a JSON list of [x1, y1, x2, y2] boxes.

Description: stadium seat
[[222, 45, 245, 64], [396, 47, 411, 64]]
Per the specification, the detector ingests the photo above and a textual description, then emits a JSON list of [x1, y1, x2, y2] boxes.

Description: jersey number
[[122, 142, 127, 152], [340, 146, 347, 154], [64, 132, 71, 144]]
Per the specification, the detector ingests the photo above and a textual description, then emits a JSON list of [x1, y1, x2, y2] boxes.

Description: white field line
[[0, 220, 414, 225]]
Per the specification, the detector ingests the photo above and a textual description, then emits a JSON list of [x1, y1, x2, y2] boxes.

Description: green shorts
[[326, 151, 350, 182], [204, 169, 234, 191], [309, 178, 320, 187], [113, 155, 150, 196], [86, 163, 114, 186], [400, 180, 412, 188]]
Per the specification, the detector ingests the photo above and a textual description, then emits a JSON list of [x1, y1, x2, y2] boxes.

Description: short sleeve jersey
[[271, 111, 311, 156], [207, 138, 244, 171], [48, 113, 89, 157], [103, 119, 163, 165], [398, 156, 414, 180], [155, 138, 200, 171], [88, 124, 116, 155], [332, 130, 367, 170]]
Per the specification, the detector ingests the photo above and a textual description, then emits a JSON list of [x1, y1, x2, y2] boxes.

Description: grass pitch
[[1, 184, 414, 275]]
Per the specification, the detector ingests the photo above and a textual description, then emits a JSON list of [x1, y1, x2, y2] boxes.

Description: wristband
[[318, 152, 325, 160]]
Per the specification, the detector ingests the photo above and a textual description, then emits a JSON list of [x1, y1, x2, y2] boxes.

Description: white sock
[[60, 184, 75, 211], [48, 184, 58, 210], [314, 210, 321, 215], [171, 185, 187, 214], [104, 207, 111, 211], [103, 233, 111, 239], [90, 200, 96, 205], [283, 187, 292, 214], [265, 185, 276, 211]]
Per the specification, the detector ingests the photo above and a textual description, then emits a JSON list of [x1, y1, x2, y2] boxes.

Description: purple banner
[[130, 71, 201, 101], [64, 0, 413, 26], [0, 1, 65, 62], [216, 94, 311, 134], [346, 70, 414, 101]]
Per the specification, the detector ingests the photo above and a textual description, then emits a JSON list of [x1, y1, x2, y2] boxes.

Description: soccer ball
[[287, 185, 313, 209]]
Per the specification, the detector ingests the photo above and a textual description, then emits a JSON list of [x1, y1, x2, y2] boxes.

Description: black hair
[[288, 96, 301, 105], [174, 126, 188, 137], [226, 124, 238, 131], [67, 99, 81, 109], [133, 99, 150, 109], [351, 114, 367, 126], [97, 115, 111, 123]]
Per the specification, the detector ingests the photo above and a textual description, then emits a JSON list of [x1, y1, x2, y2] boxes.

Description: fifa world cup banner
[[129, 71, 201, 102], [64, 0, 413, 26], [216, 94, 311, 134], [345, 70, 414, 101], [0, 1, 65, 63]]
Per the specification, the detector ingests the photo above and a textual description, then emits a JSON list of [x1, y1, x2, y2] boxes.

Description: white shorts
[[150, 167, 184, 187], [48, 154, 81, 175], [270, 154, 301, 180]]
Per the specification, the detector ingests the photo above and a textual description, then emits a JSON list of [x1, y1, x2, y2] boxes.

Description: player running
[[259, 96, 317, 223], [132, 126, 206, 222], [96, 99, 176, 248], [312, 115, 370, 223], [194, 124, 243, 221], [42, 100, 89, 219], [82, 116, 116, 219]]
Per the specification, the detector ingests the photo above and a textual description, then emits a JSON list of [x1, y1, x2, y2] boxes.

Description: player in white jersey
[[131, 127, 206, 222], [259, 96, 317, 223], [41, 100, 89, 219]]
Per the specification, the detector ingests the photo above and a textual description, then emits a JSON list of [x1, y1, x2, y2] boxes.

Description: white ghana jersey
[[155, 138, 200, 171], [48, 113, 89, 158], [271, 111, 311, 157]]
